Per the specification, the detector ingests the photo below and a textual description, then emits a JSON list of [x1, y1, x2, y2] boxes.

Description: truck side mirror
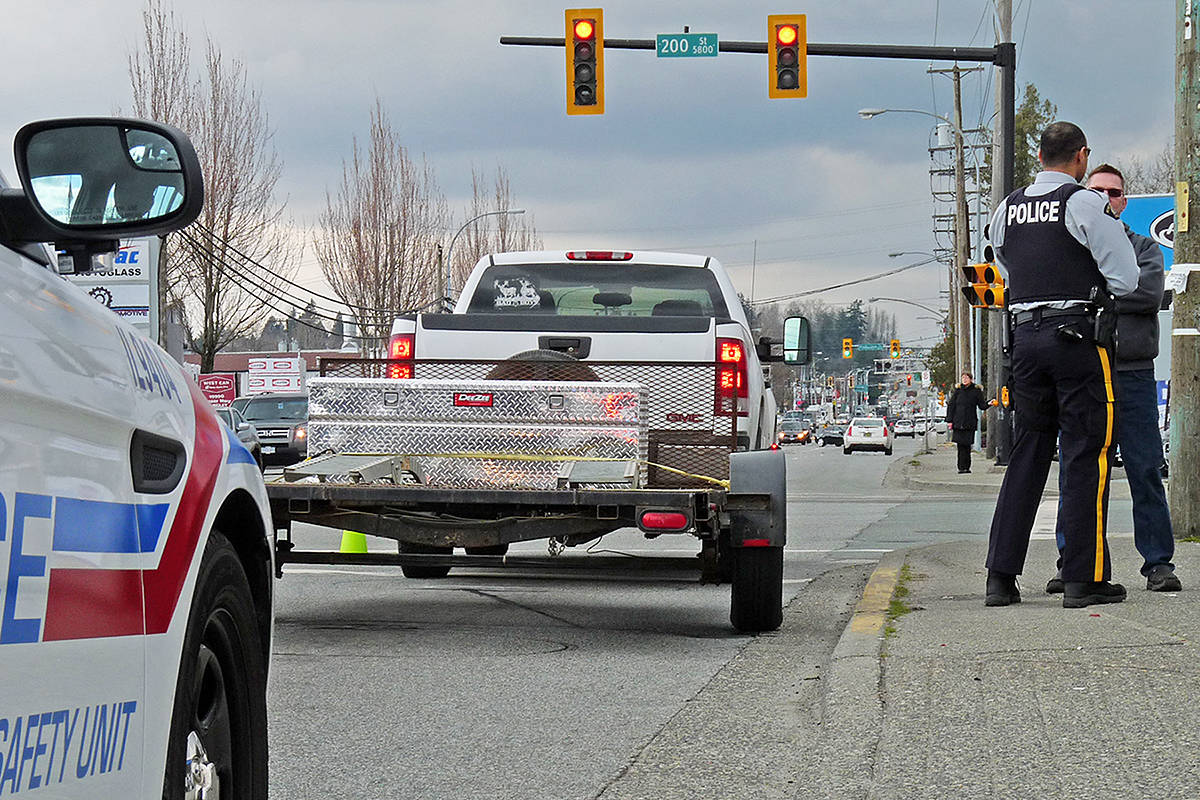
[[782, 316, 811, 365]]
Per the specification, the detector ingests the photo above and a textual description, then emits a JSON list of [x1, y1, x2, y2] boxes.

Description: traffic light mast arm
[[500, 36, 1002, 63]]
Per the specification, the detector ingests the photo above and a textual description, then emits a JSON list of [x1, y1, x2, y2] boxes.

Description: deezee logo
[[1151, 210, 1175, 250], [454, 393, 494, 407]]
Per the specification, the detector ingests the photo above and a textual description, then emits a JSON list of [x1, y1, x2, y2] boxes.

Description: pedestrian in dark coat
[[945, 372, 992, 473]]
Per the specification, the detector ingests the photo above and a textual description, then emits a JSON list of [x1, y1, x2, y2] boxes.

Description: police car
[[0, 118, 272, 798]]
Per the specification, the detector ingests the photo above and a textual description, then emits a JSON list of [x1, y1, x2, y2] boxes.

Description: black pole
[[994, 41, 1017, 466]]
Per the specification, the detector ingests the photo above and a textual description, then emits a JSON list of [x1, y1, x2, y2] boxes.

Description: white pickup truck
[[269, 250, 811, 632]]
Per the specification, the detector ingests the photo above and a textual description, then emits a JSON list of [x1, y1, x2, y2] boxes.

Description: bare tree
[[129, 0, 298, 371], [313, 98, 448, 349], [450, 166, 542, 288], [1115, 139, 1175, 195]]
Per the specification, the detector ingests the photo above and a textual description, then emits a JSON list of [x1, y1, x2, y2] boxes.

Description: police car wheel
[[165, 531, 268, 800], [398, 541, 453, 578]]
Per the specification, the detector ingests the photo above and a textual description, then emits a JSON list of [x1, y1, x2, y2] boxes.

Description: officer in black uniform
[[983, 121, 1139, 609]]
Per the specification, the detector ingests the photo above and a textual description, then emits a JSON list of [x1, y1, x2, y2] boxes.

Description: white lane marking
[[789, 548, 894, 553]]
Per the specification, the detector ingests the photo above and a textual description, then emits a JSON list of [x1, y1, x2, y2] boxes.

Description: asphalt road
[[266, 436, 1134, 799]]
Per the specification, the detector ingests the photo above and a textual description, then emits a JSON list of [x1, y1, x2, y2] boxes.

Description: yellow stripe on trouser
[[1094, 346, 1116, 581]]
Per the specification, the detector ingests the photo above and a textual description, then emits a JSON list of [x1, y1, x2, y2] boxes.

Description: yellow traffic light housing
[[566, 9, 604, 115], [961, 262, 1006, 309], [841, 338, 853, 359], [889, 339, 901, 358], [767, 14, 807, 98]]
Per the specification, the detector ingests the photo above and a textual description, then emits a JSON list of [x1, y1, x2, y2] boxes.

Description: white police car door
[[0, 243, 160, 797]]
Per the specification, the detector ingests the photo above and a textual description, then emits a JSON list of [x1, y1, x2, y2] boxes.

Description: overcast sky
[[0, 0, 1175, 346]]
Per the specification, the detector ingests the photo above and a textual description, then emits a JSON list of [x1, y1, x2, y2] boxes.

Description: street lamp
[[859, 107, 982, 382], [867, 296, 947, 318], [443, 208, 526, 309]]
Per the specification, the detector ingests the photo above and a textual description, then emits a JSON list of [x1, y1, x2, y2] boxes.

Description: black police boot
[[985, 571, 1020, 606], [1145, 565, 1182, 592], [1045, 570, 1064, 594], [1062, 581, 1126, 608]]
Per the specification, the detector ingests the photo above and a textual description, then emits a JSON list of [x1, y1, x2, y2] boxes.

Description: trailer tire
[[465, 544, 509, 556], [398, 542, 452, 579], [729, 545, 784, 633]]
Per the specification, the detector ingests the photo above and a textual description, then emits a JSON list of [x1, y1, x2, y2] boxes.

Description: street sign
[[855, 342, 885, 351], [655, 32, 718, 57]]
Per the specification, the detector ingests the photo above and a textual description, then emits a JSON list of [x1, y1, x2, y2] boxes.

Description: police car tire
[[729, 545, 784, 633], [164, 530, 268, 800], [398, 541, 453, 579]]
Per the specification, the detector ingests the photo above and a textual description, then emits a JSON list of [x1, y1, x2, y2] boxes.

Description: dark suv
[[238, 392, 309, 466]]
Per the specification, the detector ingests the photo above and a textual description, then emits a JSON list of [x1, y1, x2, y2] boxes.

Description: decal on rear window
[[493, 278, 541, 308]]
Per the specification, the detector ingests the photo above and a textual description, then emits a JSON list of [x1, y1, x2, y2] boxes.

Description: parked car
[[893, 418, 915, 438], [843, 417, 893, 455], [239, 392, 309, 466], [216, 405, 264, 470], [913, 416, 929, 434], [817, 425, 845, 447]]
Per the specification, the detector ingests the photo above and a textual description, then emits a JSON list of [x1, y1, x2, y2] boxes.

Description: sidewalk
[[822, 451, 1195, 798], [892, 439, 1133, 500]]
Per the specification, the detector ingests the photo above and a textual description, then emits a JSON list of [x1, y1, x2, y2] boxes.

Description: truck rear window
[[467, 263, 729, 318]]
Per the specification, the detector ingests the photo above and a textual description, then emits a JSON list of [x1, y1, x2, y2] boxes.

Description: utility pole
[[1172, 0, 1200, 537], [989, 0, 1015, 464]]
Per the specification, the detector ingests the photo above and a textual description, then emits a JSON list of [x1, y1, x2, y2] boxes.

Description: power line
[[750, 257, 938, 306]]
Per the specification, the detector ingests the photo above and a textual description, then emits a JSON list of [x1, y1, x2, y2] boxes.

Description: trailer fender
[[726, 448, 786, 547]]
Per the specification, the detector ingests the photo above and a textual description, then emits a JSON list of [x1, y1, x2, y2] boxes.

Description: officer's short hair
[[1040, 122, 1087, 167], [1088, 163, 1125, 187]]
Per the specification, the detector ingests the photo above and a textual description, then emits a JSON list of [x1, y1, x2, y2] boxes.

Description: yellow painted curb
[[849, 563, 900, 635]]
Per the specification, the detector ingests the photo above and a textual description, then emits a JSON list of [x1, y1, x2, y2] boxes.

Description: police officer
[[983, 122, 1140, 609]]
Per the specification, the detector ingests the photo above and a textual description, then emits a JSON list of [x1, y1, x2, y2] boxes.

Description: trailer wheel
[[465, 544, 509, 556], [729, 545, 784, 633], [398, 542, 452, 579]]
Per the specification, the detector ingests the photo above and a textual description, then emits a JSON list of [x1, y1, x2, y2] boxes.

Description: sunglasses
[[1090, 186, 1125, 198]]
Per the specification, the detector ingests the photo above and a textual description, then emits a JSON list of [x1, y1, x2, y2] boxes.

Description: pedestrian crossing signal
[[842, 338, 853, 359], [961, 262, 1006, 309], [889, 339, 901, 358]]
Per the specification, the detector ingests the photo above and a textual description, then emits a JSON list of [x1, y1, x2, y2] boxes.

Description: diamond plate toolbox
[[307, 378, 648, 489]]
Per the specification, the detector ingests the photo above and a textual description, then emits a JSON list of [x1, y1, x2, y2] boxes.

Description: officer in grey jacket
[[1047, 164, 1181, 592]]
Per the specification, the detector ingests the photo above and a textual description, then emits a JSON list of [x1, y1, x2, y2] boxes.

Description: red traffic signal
[[767, 14, 807, 99], [566, 9, 604, 115]]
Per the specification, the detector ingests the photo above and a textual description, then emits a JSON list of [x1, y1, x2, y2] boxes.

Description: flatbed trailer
[[267, 449, 787, 632]]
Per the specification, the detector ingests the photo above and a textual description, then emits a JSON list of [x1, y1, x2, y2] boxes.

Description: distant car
[[777, 420, 812, 445], [834, 416, 850, 426], [216, 406, 264, 470], [913, 417, 929, 434], [843, 417, 893, 456], [817, 425, 845, 447], [239, 392, 309, 466], [893, 418, 915, 438], [933, 419, 949, 434]]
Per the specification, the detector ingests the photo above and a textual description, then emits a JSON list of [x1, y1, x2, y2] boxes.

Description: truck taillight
[[388, 333, 414, 379], [715, 337, 749, 417]]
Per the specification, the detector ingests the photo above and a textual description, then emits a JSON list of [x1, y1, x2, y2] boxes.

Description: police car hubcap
[[185, 731, 219, 798]]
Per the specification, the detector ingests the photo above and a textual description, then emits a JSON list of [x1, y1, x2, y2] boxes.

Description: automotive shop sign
[[63, 237, 159, 338]]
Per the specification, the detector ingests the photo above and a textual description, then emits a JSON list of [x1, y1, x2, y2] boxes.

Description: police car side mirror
[[0, 117, 203, 272]]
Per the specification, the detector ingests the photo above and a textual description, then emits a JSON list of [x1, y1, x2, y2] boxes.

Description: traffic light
[[961, 262, 1006, 309], [938, 390, 946, 404], [566, 9, 604, 115], [842, 338, 853, 359], [767, 14, 807, 99], [906, 374, 912, 386], [889, 339, 901, 358]]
